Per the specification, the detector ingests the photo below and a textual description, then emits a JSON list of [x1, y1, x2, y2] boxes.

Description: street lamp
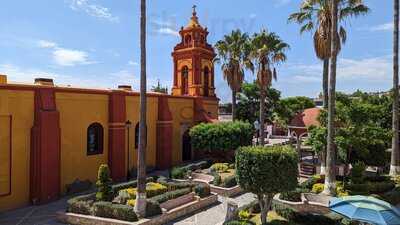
[[125, 120, 132, 180]]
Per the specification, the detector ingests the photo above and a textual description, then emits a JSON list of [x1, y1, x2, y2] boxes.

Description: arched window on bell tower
[[181, 66, 189, 95], [203, 67, 209, 97]]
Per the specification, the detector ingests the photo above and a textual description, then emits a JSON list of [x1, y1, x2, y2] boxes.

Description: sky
[[0, 0, 393, 103]]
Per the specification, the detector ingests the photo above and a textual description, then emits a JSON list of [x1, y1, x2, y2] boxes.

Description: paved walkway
[[0, 193, 256, 225]]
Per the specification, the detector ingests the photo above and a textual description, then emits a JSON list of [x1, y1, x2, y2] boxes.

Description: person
[[253, 120, 260, 145]]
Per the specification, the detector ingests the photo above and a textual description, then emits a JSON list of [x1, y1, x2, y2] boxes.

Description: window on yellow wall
[[87, 123, 104, 155]]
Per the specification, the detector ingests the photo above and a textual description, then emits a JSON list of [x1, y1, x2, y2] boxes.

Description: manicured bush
[[96, 164, 113, 201], [145, 200, 162, 218], [210, 163, 229, 173], [238, 209, 251, 220], [156, 177, 194, 191], [350, 161, 366, 184], [236, 145, 298, 225], [118, 182, 168, 201], [222, 175, 237, 188], [280, 188, 303, 202], [112, 177, 154, 193], [171, 167, 186, 179], [311, 183, 324, 194], [382, 187, 400, 205], [368, 181, 395, 194], [223, 220, 255, 225], [273, 202, 337, 225], [190, 121, 254, 152], [126, 199, 136, 207], [194, 183, 211, 198], [299, 174, 324, 190], [150, 188, 192, 204], [92, 201, 138, 222], [393, 175, 400, 186], [212, 172, 222, 186]]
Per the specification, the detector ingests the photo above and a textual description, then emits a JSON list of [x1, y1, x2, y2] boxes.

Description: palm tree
[[391, 0, 400, 176], [249, 30, 289, 147], [215, 30, 252, 121], [135, 0, 147, 216], [289, 0, 369, 175]]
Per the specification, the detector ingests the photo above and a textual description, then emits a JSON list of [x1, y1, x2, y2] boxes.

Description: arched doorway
[[181, 66, 189, 95], [204, 67, 209, 97], [182, 130, 192, 161]]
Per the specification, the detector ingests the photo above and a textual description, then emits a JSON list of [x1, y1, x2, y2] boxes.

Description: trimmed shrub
[[382, 187, 400, 205], [212, 173, 222, 186], [96, 164, 113, 201], [127, 199, 136, 207], [210, 163, 229, 173], [190, 121, 254, 152], [118, 182, 168, 201], [194, 183, 211, 198], [223, 220, 255, 225], [273, 202, 337, 225], [112, 177, 154, 193], [236, 145, 298, 225], [222, 175, 237, 188], [156, 177, 194, 191], [238, 210, 251, 220], [299, 174, 324, 190], [92, 201, 138, 222], [280, 188, 303, 202], [150, 188, 192, 204], [369, 182, 395, 194], [145, 200, 162, 218], [350, 161, 366, 184], [311, 183, 324, 194], [171, 167, 186, 179]]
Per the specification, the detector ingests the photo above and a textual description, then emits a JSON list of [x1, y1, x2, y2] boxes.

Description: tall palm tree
[[215, 30, 252, 121], [249, 30, 289, 147], [323, 0, 339, 196], [391, 0, 400, 176], [135, 0, 147, 216], [289, 0, 369, 175]]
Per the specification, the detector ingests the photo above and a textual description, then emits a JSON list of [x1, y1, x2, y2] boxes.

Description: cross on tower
[[192, 5, 197, 16]]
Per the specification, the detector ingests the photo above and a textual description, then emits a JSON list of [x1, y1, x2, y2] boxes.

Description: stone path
[[0, 193, 256, 225], [166, 193, 256, 225]]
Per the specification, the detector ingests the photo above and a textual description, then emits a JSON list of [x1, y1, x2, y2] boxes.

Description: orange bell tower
[[171, 6, 216, 97]]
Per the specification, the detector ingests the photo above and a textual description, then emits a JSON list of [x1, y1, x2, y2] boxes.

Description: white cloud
[[156, 28, 179, 36], [38, 40, 58, 48], [273, 0, 291, 7], [249, 13, 257, 19], [53, 48, 93, 66], [369, 23, 393, 32], [68, 0, 119, 23], [283, 55, 391, 84]]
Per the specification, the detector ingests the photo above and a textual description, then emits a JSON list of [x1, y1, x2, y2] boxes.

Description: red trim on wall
[[30, 88, 61, 205], [156, 96, 173, 169], [0, 115, 12, 197], [108, 91, 126, 181]]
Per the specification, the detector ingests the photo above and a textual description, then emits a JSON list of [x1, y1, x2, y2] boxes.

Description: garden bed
[[58, 194, 218, 225]]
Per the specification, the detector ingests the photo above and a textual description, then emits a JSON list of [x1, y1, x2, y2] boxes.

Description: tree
[[289, 0, 369, 174], [236, 145, 298, 225], [150, 79, 168, 94], [215, 30, 252, 121], [275, 96, 316, 127], [135, 0, 147, 216], [391, 0, 400, 176], [324, 0, 339, 196], [249, 30, 289, 146], [236, 81, 281, 124]]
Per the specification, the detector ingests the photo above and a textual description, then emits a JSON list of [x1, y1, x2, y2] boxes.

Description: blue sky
[[0, 0, 393, 102]]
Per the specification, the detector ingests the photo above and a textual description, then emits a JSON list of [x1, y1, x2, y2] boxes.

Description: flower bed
[[61, 175, 215, 224]]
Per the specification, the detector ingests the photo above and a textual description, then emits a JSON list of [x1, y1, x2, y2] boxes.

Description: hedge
[[112, 177, 154, 193], [279, 188, 304, 202], [170, 160, 212, 179], [190, 121, 254, 152], [222, 175, 237, 188], [156, 177, 194, 191], [150, 188, 192, 204], [67, 193, 95, 215], [194, 183, 211, 198], [145, 200, 162, 217], [92, 201, 138, 222], [236, 145, 298, 194]]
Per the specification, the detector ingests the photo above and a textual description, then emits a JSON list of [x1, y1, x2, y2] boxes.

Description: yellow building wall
[[168, 98, 194, 165], [56, 93, 109, 193], [0, 90, 34, 211], [126, 96, 158, 171], [202, 99, 219, 119]]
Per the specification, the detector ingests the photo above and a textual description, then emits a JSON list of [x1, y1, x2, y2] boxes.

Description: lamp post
[[125, 120, 132, 180]]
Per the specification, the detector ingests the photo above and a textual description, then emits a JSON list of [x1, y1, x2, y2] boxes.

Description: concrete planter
[[57, 194, 218, 225], [210, 185, 243, 197], [273, 193, 330, 215]]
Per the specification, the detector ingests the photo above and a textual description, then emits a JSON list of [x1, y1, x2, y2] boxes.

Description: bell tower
[[171, 6, 216, 97]]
